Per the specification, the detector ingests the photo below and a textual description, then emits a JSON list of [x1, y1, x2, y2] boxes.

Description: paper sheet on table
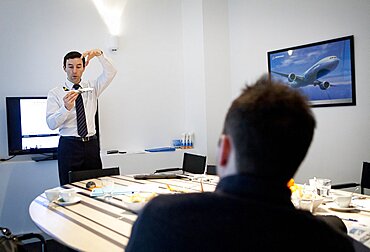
[[352, 199, 370, 211], [348, 225, 370, 248], [90, 184, 161, 197]]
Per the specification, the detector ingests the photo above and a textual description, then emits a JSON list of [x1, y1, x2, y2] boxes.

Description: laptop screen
[[182, 153, 206, 174]]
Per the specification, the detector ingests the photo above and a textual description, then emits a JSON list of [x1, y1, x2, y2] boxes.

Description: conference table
[[30, 175, 370, 251], [29, 174, 219, 251]]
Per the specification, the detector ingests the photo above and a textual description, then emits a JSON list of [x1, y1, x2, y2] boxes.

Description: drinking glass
[[316, 178, 331, 197], [101, 178, 115, 199], [299, 185, 316, 213]]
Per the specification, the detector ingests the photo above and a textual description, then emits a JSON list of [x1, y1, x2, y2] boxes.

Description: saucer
[[122, 201, 146, 213], [329, 205, 357, 212], [55, 197, 81, 206]]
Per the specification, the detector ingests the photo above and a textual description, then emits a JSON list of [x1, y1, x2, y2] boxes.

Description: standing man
[[47, 49, 117, 185], [126, 75, 355, 251]]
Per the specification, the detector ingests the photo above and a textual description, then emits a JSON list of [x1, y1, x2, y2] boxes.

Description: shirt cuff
[[62, 104, 71, 113]]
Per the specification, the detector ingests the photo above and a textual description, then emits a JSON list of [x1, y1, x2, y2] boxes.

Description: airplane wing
[[271, 71, 305, 82], [271, 71, 289, 78]]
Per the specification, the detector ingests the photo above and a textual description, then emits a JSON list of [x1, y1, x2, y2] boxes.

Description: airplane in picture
[[271, 55, 340, 90]]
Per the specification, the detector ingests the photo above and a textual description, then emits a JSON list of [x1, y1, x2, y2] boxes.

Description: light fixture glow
[[92, 0, 127, 36]]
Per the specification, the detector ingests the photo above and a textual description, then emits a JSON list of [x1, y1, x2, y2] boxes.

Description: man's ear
[[220, 135, 232, 166], [63, 65, 66, 72]]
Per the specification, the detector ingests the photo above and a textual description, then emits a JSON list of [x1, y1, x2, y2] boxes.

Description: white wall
[[181, 0, 208, 155], [203, 0, 232, 163], [0, 0, 203, 157], [228, 0, 370, 183], [100, 0, 188, 151]]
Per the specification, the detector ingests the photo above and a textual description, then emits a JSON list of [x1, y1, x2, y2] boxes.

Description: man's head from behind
[[217, 75, 316, 184], [63, 51, 86, 84]]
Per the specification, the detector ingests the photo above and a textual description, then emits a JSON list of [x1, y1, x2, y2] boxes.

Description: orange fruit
[[287, 178, 295, 188]]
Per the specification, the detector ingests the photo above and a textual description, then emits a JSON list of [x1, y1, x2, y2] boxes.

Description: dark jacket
[[126, 175, 355, 252]]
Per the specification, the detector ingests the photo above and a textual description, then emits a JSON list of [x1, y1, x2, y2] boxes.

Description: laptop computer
[[133, 153, 207, 180], [181, 153, 207, 174]]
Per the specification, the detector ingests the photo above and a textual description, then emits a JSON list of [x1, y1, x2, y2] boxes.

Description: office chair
[[360, 162, 370, 194], [331, 161, 370, 194], [1, 226, 47, 252], [330, 182, 359, 190], [68, 167, 120, 183]]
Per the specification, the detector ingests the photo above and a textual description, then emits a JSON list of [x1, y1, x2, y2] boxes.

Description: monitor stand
[[32, 153, 58, 162]]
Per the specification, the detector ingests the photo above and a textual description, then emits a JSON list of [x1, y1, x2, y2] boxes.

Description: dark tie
[[73, 84, 88, 137]]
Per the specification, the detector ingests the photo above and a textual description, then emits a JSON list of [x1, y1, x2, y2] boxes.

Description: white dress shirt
[[46, 55, 117, 137]]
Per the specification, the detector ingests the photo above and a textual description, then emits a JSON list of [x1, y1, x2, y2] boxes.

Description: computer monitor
[[6, 97, 59, 156], [6, 96, 100, 160], [182, 153, 207, 174]]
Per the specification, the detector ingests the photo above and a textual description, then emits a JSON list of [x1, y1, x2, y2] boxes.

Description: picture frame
[[267, 35, 356, 107]]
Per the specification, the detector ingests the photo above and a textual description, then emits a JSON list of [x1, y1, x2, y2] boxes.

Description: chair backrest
[[68, 167, 120, 183], [361, 162, 370, 194], [206, 165, 217, 175], [1, 226, 48, 252], [182, 153, 207, 174]]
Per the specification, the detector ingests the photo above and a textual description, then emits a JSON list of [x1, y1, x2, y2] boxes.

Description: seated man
[[126, 75, 355, 251]]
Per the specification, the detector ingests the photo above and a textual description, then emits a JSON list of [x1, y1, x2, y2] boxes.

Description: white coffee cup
[[45, 188, 61, 202], [60, 189, 77, 202], [335, 195, 352, 208]]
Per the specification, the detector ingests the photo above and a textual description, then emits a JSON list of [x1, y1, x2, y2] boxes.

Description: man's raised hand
[[81, 49, 103, 66]]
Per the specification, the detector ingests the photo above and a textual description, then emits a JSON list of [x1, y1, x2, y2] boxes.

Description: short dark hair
[[63, 51, 85, 68], [223, 75, 316, 182]]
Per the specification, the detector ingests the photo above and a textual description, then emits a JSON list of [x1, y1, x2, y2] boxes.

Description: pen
[[166, 184, 186, 193], [166, 184, 175, 192], [342, 218, 358, 222]]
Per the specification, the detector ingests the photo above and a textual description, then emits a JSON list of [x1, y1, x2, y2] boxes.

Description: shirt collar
[[216, 174, 293, 205], [64, 78, 84, 90]]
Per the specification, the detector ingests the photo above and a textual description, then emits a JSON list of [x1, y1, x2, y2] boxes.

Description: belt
[[61, 135, 97, 142]]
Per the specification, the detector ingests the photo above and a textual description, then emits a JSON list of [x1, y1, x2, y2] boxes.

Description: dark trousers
[[57, 136, 102, 185]]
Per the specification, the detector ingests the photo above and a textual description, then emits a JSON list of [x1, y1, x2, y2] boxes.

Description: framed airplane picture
[[267, 35, 356, 107]]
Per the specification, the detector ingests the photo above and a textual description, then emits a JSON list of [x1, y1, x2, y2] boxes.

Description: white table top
[[29, 174, 218, 251], [314, 190, 370, 247], [29, 175, 370, 251]]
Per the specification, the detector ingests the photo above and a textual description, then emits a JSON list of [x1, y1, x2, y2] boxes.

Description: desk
[[30, 176, 370, 251], [29, 174, 218, 251], [101, 149, 200, 175]]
